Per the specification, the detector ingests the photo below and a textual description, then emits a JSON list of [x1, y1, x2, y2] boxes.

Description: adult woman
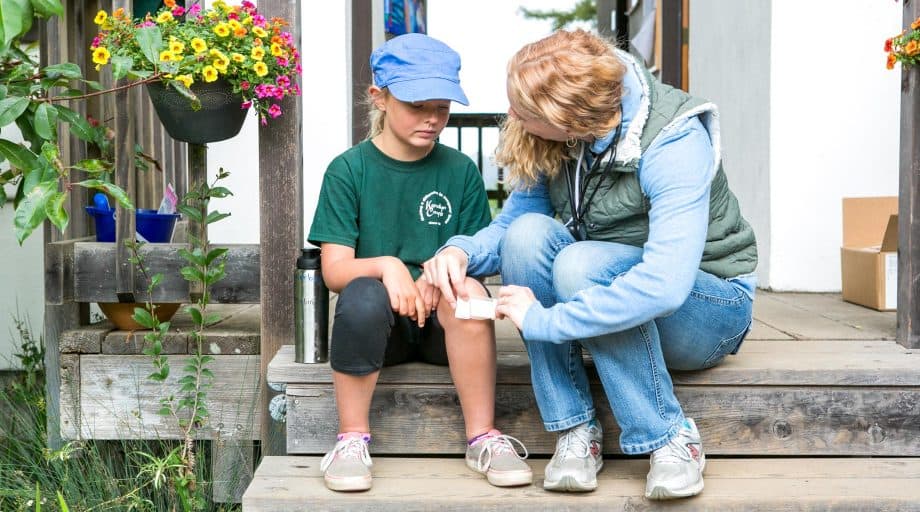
[[423, 30, 757, 500]]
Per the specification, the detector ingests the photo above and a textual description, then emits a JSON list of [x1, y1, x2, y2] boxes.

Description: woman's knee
[[552, 242, 643, 301], [501, 213, 565, 260]]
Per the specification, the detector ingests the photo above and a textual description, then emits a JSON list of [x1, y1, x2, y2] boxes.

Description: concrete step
[[242, 456, 920, 511], [268, 340, 920, 457]]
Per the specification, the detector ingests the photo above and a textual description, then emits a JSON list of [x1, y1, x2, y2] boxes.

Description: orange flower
[[884, 38, 892, 53], [887, 52, 897, 70], [164, 0, 176, 7], [906, 40, 919, 56], [234, 27, 248, 37], [911, 16, 920, 30], [113, 7, 125, 19]]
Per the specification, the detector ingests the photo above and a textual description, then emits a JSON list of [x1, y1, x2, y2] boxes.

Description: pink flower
[[295, 63, 302, 75], [252, 14, 267, 27], [273, 87, 285, 100], [241, 101, 252, 109], [241, 81, 251, 91], [172, 6, 185, 16], [290, 84, 301, 96], [187, 4, 201, 17], [260, 116, 268, 126], [276, 75, 290, 88], [242, 1, 256, 12], [91, 35, 101, 48], [268, 104, 283, 118], [276, 57, 289, 68], [281, 32, 294, 45], [228, 12, 240, 20]]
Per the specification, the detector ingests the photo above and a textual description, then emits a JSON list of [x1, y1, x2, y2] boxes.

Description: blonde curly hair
[[497, 30, 627, 187]]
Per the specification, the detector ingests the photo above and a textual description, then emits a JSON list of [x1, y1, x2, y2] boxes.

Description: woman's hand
[[496, 285, 537, 330], [422, 247, 470, 308], [415, 274, 441, 321], [381, 257, 426, 326]]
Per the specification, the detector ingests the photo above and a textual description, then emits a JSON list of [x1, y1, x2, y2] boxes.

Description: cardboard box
[[840, 197, 898, 311]]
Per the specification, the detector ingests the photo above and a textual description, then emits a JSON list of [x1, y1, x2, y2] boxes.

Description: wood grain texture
[[72, 242, 260, 303], [211, 436, 254, 504], [69, 355, 261, 440], [285, 384, 920, 456], [258, 0, 303, 457], [899, 0, 920, 349], [113, 76, 136, 301], [243, 457, 920, 512]]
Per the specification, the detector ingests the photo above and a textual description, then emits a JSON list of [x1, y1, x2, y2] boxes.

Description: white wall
[[690, 0, 772, 287], [691, 0, 902, 291], [0, 207, 44, 369], [206, 0, 350, 246]]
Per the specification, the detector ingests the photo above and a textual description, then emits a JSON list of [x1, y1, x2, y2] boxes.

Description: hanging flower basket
[[147, 78, 249, 144]]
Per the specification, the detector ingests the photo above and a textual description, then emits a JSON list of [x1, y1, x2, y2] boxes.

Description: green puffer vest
[[547, 51, 757, 279]]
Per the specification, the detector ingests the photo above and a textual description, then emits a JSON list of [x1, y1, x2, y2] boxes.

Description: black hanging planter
[[147, 78, 249, 144]]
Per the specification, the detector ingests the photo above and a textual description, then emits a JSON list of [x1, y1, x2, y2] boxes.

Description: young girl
[[308, 33, 532, 492], [426, 30, 757, 499]]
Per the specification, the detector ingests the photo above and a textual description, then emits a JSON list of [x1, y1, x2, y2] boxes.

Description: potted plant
[[885, 14, 920, 69], [91, 0, 302, 143]]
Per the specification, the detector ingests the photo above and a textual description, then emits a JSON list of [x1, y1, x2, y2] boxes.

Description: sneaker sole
[[324, 474, 372, 492], [543, 460, 603, 492], [645, 478, 703, 500], [465, 459, 533, 487]]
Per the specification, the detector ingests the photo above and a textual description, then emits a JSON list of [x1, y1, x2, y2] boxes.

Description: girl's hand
[[381, 257, 426, 326], [422, 247, 469, 308], [496, 285, 537, 330], [415, 275, 441, 321]]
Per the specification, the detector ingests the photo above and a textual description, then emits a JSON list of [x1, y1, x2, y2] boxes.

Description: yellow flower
[[92, 47, 110, 65], [156, 11, 174, 23], [231, 53, 246, 63], [191, 38, 208, 54], [175, 75, 194, 88], [202, 65, 219, 83], [159, 50, 176, 62], [251, 46, 265, 61], [169, 39, 185, 54], [213, 58, 229, 73], [270, 43, 283, 57], [243, 16, 254, 26], [214, 23, 231, 37], [253, 61, 268, 77], [209, 48, 228, 60], [228, 19, 242, 31], [94, 10, 107, 25], [252, 26, 268, 38]]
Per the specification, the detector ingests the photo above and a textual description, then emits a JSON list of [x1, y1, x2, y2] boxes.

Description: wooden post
[[898, 0, 920, 349], [258, 0, 303, 456], [350, 0, 372, 145], [113, 77, 136, 303], [187, 143, 207, 302], [596, 0, 614, 39]]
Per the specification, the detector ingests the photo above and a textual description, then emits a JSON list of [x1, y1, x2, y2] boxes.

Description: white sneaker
[[320, 436, 373, 491], [645, 418, 706, 500], [543, 420, 604, 492], [465, 429, 533, 487]]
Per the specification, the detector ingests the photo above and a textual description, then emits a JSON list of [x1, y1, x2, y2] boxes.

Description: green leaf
[[0, 96, 29, 128], [203, 313, 221, 327], [83, 80, 103, 91], [42, 62, 81, 80], [111, 55, 133, 80], [55, 106, 95, 142], [13, 178, 55, 244], [178, 247, 206, 266], [176, 204, 201, 222], [14, 115, 42, 152], [44, 190, 68, 232], [136, 26, 163, 66], [71, 159, 112, 174], [168, 80, 200, 110], [185, 306, 202, 326], [180, 266, 205, 283], [33, 102, 59, 140], [0, 0, 34, 51], [205, 211, 230, 224], [126, 69, 153, 80], [205, 247, 228, 265], [0, 138, 38, 171], [73, 179, 134, 210], [132, 307, 155, 329], [209, 186, 233, 198], [157, 406, 171, 416], [56, 490, 69, 512]]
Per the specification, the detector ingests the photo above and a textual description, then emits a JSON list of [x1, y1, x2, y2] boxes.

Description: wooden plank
[[211, 436, 254, 504], [259, 0, 304, 457], [63, 0, 90, 240], [43, 302, 81, 449], [60, 323, 109, 353], [102, 329, 188, 355], [72, 242, 260, 303], [268, 341, 920, 387], [758, 291, 897, 341], [44, 237, 83, 305], [113, 76, 136, 302], [59, 354, 80, 439], [285, 384, 920, 456], [899, 0, 920, 349], [243, 457, 920, 512], [73, 355, 261, 440]]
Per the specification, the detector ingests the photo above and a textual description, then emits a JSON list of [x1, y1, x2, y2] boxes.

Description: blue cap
[[370, 33, 469, 106]]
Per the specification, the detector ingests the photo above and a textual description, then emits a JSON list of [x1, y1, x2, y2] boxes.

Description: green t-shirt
[[308, 140, 492, 279]]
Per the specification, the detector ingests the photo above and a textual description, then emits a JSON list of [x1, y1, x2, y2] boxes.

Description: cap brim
[[387, 77, 469, 106]]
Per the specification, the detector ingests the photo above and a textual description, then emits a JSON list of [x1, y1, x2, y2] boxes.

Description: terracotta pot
[[98, 302, 181, 330]]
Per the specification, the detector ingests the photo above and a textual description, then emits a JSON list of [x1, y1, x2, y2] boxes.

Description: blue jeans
[[500, 214, 753, 454]]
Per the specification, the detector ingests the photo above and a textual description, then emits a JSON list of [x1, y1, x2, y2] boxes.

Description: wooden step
[[242, 456, 920, 511], [268, 340, 920, 456]]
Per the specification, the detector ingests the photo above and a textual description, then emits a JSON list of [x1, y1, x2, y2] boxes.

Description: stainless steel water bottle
[[295, 247, 329, 363]]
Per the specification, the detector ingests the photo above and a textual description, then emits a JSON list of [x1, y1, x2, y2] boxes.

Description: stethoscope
[[564, 120, 623, 241]]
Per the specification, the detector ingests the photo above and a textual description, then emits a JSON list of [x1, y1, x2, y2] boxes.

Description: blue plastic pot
[[85, 207, 180, 243]]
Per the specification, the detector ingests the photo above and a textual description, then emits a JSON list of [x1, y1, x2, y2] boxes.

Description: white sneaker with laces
[[320, 436, 373, 491], [465, 429, 533, 487], [645, 418, 706, 500], [543, 419, 604, 492]]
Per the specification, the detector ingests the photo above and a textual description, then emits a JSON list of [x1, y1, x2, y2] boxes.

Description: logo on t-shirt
[[419, 191, 453, 226]]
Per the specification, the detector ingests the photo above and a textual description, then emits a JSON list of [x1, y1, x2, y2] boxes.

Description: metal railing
[[444, 113, 507, 209]]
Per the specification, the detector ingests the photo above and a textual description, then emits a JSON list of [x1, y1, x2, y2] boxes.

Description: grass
[[0, 317, 244, 511]]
